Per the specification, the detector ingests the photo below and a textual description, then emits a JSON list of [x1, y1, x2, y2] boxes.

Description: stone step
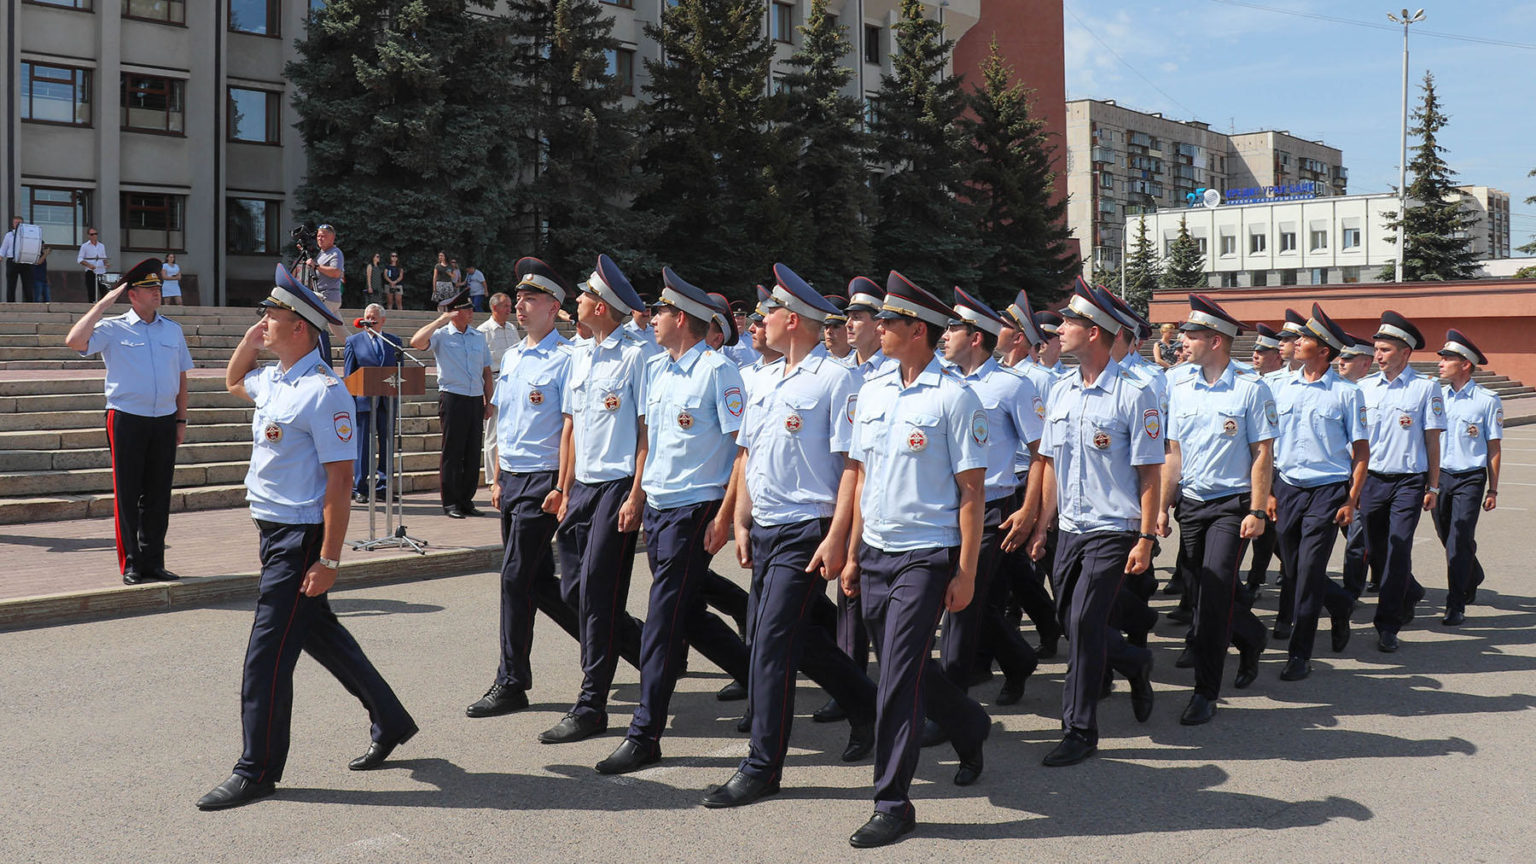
[[0, 451, 444, 497], [0, 399, 447, 432], [0, 440, 255, 472], [0, 385, 439, 413], [0, 370, 444, 397], [0, 423, 442, 452]]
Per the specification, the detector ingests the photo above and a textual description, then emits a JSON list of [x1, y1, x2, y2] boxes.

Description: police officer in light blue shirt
[[721, 299, 761, 367], [1269, 304, 1367, 681], [1034, 310, 1068, 376], [1358, 311, 1445, 651], [1432, 329, 1503, 626], [409, 287, 493, 517], [197, 264, 414, 811]]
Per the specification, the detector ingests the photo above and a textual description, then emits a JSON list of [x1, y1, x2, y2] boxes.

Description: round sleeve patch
[[971, 409, 989, 445], [333, 411, 353, 442], [1143, 408, 1161, 440]]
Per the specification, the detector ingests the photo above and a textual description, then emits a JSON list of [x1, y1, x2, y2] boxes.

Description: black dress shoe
[[1402, 584, 1425, 624], [966, 666, 995, 688], [1166, 607, 1193, 625], [1442, 609, 1466, 627], [1366, 581, 1381, 594], [996, 671, 1028, 706], [1377, 631, 1400, 653], [353, 492, 369, 504], [1174, 646, 1195, 669], [1234, 630, 1266, 690], [1161, 578, 1184, 595], [538, 712, 607, 744], [849, 811, 915, 849], [812, 697, 846, 723], [151, 569, 181, 581], [1279, 657, 1311, 681], [919, 718, 948, 748], [1180, 693, 1216, 726], [459, 504, 484, 517], [444, 507, 467, 519], [349, 723, 419, 770], [716, 680, 747, 701], [1128, 657, 1154, 723], [1330, 608, 1352, 653], [1100, 675, 1115, 698], [701, 770, 781, 808], [1273, 620, 1293, 641], [465, 683, 528, 718], [953, 746, 984, 786], [122, 569, 148, 585], [195, 774, 275, 811], [1042, 732, 1096, 767], [595, 738, 661, 775], [1036, 634, 1060, 660], [841, 722, 874, 762], [735, 710, 752, 734]]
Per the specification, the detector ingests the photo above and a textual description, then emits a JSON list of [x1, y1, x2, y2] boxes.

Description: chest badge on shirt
[[528, 389, 545, 406], [1467, 423, 1480, 438], [677, 411, 694, 430], [603, 393, 621, 412], [1222, 418, 1238, 437], [1092, 430, 1112, 450], [263, 423, 283, 443], [1398, 412, 1413, 429], [333, 412, 353, 442], [907, 429, 928, 452], [785, 413, 803, 434]]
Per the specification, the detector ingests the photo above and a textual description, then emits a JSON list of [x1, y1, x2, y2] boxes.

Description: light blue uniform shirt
[[738, 353, 779, 400], [953, 358, 1043, 502], [642, 342, 747, 509], [493, 329, 572, 473], [851, 358, 989, 552], [1359, 366, 1447, 474], [1271, 367, 1367, 488], [741, 345, 860, 526], [1049, 360, 1068, 376], [1440, 380, 1503, 473], [722, 340, 760, 368], [1010, 360, 1056, 475], [243, 348, 356, 524], [428, 323, 491, 397], [1167, 362, 1277, 501], [623, 318, 657, 347], [1041, 357, 1165, 534], [564, 327, 649, 484], [853, 349, 896, 380], [82, 309, 194, 416], [1121, 350, 1169, 422]]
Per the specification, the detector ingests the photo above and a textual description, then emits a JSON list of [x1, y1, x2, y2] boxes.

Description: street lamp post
[[1388, 8, 1425, 284]]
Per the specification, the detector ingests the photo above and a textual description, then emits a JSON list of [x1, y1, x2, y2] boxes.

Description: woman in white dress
[[160, 253, 183, 305]]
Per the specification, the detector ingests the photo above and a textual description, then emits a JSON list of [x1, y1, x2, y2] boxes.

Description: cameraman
[[308, 224, 345, 364]]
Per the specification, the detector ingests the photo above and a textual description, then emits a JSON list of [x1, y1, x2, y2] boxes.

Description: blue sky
[[1062, 0, 1536, 254]]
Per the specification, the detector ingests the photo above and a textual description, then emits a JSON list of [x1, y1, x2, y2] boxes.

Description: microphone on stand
[[354, 317, 378, 328]]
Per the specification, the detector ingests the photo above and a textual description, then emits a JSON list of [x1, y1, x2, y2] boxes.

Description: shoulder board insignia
[[314, 363, 339, 385]]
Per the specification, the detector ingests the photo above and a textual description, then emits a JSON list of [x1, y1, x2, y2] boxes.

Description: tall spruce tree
[[505, 0, 651, 281], [1160, 217, 1206, 291], [287, 0, 521, 304], [777, 0, 873, 290], [1122, 216, 1160, 316], [869, 0, 985, 292], [630, 0, 789, 297], [961, 39, 1077, 309], [1378, 72, 1481, 282]]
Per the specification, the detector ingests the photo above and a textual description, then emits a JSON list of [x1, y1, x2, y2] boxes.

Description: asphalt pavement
[[4, 428, 1536, 863]]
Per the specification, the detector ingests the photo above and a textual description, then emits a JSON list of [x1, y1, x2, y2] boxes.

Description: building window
[[227, 87, 281, 143], [20, 62, 92, 126], [1220, 234, 1236, 256], [1340, 266, 1361, 283], [1219, 271, 1239, 288], [1099, 172, 1113, 189], [1309, 229, 1328, 251], [600, 0, 633, 6], [1249, 232, 1266, 254], [1279, 269, 1298, 285], [771, 74, 789, 95], [21, 185, 92, 247], [772, 2, 793, 43], [229, 0, 278, 35], [604, 48, 635, 96], [226, 198, 280, 254], [862, 95, 879, 130], [1250, 270, 1267, 287], [1196, 237, 1208, 255], [121, 74, 185, 134], [1309, 268, 1329, 285], [1279, 231, 1297, 253], [122, 192, 186, 251], [864, 25, 881, 64], [27, 0, 93, 9], [122, 0, 185, 24], [1341, 227, 1361, 249]]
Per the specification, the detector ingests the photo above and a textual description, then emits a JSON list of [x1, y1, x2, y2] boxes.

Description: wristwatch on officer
[[1248, 509, 1267, 521], [1137, 532, 1156, 543], [317, 556, 341, 570], [1426, 486, 1440, 495]]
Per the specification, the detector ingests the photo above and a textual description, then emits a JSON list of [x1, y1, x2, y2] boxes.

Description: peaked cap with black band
[[260, 263, 344, 331], [771, 263, 843, 323], [119, 257, 164, 291], [846, 276, 885, 313], [1280, 308, 1308, 339], [514, 256, 569, 304], [652, 266, 722, 329], [706, 291, 740, 347], [1035, 309, 1063, 336], [1374, 310, 1424, 350], [1301, 303, 1348, 353], [1339, 333, 1373, 359], [875, 271, 953, 329], [1002, 289, 1045, 345], [1057, 279, 1122, 335], [582, 253, 643, 316], [823, 294, 849, 325], [950, 286, 1009, 337], [1178, 293, 1246, 339], [1438, 328, 1487, 366], [1253, 322, 1282, 351]]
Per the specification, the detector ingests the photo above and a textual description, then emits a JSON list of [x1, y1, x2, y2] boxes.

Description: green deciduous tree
[[1160, 216, 1206, 292], [1122, 216, 1160, 316], [288, 0, 522, 305], [961, 39, 1076, 310], [1378, 71, 1481, 282]]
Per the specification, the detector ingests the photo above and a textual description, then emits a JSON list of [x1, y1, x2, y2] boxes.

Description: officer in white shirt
[[477, 291, 522, 485], [1432, 329, 1501, 627]]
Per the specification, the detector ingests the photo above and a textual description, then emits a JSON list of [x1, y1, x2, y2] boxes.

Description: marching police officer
[[1269, 305, 1365, 681], [822, 295, 854, 363], [197, 265, 415, 811], [840, 271, 990, 848], [1359, 311, 1445, 652], [409, 288, 493, 519], [1034, 310, 1068, 376], [701, 263, 877, 809], [1433, 329, 1503, 626], [1007, 282, 1161, 768], [1157, 295, 1274, 725], [1335, 334, 1376, 599], [1244, 323, 1285, 594], [595, 267, 750, 776], [64, 258, 193, 584], [1265, 310, 1306, 638]]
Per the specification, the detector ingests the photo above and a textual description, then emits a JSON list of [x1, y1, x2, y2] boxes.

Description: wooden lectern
[[344, 365, 426, 400], [344, 362, 427, 552]]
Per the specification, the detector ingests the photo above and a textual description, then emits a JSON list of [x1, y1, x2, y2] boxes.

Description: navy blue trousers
[[352, 399, 393, 495], [1340, 517, 1370, 598], [1432, 468, 1488, 614], [105, 409, 178, 576], [495, 470, 560, 690], [556, 477, 643, 722], [626, 501, 749, 745], [1362, 471, 1426, 635], [836, 585, 871, 672], [1054, 530, 1151, 743], [236, 521, 413, 784], [1275, 480, 1354, 662], [939, 497, 1036, 688], [1246, 516, 1277, 588], [740, 519, 877, 781], [1177, 494, 1267, 699], [859, 545, 988, 819], [438, 392, 483, 510]]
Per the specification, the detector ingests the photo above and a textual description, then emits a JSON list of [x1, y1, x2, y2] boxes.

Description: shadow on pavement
[[330, 598, 446, 617]]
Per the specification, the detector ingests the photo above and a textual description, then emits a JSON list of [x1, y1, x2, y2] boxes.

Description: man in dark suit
[[342, 303, 404, 502]]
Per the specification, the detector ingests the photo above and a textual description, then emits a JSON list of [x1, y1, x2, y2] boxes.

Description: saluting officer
[[198, 265, 415, 811], [1433, 330, 1502, 626], [840, 272, 990, 849], [1157, 295, 1274, 725], [64, 258, 193, 584], [595, 267, 750, 775], [1006, 282, 1161, 768], [1359, 311, 1445, 652], [1269, 305, 1365, 681], [702, 264, 877, 809], [409, 287, 493, 519]]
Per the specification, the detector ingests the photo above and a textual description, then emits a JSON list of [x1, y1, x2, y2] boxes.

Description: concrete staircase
[[0, 303, 460, 525]]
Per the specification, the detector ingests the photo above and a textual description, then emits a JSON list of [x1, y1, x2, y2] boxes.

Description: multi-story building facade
[[1066, 98, 1347, 276], [1455, 185, 1512, 260], [6, 0, 1072, 305]]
